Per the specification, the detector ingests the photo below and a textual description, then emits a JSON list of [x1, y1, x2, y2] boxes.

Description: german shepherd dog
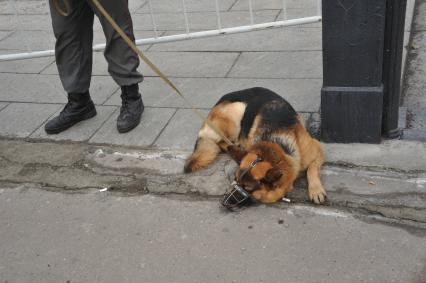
[[184, 87, 327, 204]]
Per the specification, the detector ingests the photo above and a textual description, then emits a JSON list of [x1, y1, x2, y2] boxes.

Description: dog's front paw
[[258, 189, 286, 204], [309, 185, 327, 204]]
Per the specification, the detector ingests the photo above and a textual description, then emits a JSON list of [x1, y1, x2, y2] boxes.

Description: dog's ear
[[264, 167, 283, 183], [227, 145, 247, 164]]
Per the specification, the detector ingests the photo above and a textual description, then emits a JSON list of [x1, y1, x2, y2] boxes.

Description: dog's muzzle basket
[[221, 182, 254, 211], [221, 157, 264, 210]]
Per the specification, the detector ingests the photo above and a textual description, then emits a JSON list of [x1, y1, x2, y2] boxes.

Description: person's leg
[[50, 0, 95, 93], [45, 0, 97, 134], [89, 0, 143, 86], [89, 0, 144, 133]]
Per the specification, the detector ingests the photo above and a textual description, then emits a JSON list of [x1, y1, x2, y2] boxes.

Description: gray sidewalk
[[0, 0, 417, 148], [0, 0, 334, 149]]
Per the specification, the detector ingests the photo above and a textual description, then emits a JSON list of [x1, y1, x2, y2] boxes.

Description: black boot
[[45, 92, 97, 134], [117, 84, 144, 133]]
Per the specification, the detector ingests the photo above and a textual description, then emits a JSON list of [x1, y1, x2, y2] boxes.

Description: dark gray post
[[382, 0, 407, 138], [321, 0, 387, 143]]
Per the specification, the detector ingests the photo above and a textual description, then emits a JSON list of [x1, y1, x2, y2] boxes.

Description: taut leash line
[[87, 0, 234, 146]]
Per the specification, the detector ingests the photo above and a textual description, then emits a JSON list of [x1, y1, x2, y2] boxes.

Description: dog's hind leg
[[306, 140, 327, 204], [184, 137, 221, 173], [185, 101, 244, 173]]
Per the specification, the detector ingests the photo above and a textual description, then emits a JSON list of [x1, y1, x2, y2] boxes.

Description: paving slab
[[0, 14, 52, 31], [154, 108, 208, 149], [0, 0, 142, 15], [0, 31, 12, 41], [136, 51, 240, 78], [89, 76, 121, 104], [1, 2, 142, 31], [105, 77, 321, 112], [89, 107, 176, 147], [0, 30, 55, 51], [127, 0, 146, 12], [275, 8, 321, 26], [0, 30, 156, 54], [137, 0, 236, 13], [0, 73, 65, 103], [0, 103, 60, 138], [0, 56, 54, 74], [150, 27, 321, 52], [129, 10, 280, 31], [0, 49, 22, 55], [0, 73, 119, 105], [232, 0, 319, 10], [31, 105, 117, 142], [228, 51, 322, 79], [92, 24, 162, 49], [104, 76, 184, 107], [0, 0, 49, 15], [43, 51, 240, 78], [0, 102, 9, 111]]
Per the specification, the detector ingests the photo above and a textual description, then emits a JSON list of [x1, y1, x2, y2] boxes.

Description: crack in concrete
[[1, 138, 426, 226], [325, 161, 426, 175]]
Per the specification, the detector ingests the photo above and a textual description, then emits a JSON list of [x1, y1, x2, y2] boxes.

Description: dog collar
[[239, 157, 263, 180]]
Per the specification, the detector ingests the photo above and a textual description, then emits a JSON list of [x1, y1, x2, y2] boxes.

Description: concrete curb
[[1, 138, 425, 225], [324, 139, 426, 172]]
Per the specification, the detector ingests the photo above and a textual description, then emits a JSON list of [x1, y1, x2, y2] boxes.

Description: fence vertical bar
[[147, 0, 159, 37], [182, 0, 190, 33], [248, 0, 255, 25], [316, 0, 321, 16], [282, 0, 287, 20], [214, 0, 222, 30]]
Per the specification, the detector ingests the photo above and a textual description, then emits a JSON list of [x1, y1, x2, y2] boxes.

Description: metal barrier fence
[[0, 0, 322, 61]]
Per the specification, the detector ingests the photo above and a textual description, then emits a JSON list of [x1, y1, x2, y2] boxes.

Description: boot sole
[[117, 114, 142, 133], [45, 109, 97, 135], [117, 103, 144, 134]]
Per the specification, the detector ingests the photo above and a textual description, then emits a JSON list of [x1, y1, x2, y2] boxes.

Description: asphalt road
[[0, 184, 425, 283]]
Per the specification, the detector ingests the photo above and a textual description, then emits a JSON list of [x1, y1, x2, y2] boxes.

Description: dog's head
[[228, 144, 283, 192]]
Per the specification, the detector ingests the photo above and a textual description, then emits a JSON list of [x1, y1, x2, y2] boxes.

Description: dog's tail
[[184, 137, 221, 173]]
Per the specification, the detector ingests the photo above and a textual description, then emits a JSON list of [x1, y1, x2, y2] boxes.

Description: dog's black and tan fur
[[184, 87, 326, 204]]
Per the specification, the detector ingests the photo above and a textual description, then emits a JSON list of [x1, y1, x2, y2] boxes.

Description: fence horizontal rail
[[0, 15, 321, 62]]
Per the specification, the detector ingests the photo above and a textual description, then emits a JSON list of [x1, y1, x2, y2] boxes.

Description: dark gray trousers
[[49, 0, 143, 94]]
